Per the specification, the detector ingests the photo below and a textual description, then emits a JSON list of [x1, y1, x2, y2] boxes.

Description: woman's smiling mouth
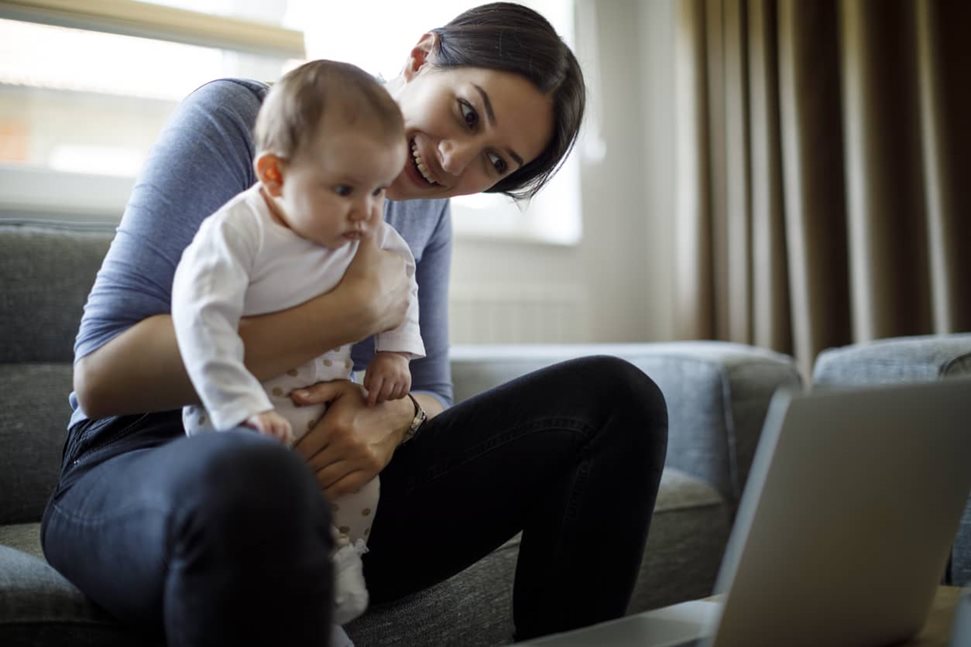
[[410, 139, 440, 186]]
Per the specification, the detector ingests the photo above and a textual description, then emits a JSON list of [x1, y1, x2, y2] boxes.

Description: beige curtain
[[674, 0, 971, 376]]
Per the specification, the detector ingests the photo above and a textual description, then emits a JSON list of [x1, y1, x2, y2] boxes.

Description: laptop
[[518, 378, 971, 647]]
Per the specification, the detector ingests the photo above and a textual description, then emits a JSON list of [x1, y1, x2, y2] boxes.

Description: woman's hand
[[339, 233, 412, 338], [291, 379, 414, 499]]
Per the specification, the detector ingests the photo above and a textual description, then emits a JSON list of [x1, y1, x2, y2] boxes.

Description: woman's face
[[387, 62, 554, 201]]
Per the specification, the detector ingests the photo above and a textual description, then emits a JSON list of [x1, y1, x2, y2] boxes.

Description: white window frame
[[0, 0, 303, 57], [0, 0, 298, 222]]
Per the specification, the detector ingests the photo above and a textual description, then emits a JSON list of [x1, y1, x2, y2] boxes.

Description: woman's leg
[[42, 414, 334, 646], [365, 356, 668, 640]]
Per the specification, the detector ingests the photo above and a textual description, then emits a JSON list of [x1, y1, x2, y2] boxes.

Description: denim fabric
[[42, 412, 334, 647], [42, 356, 667, 644]]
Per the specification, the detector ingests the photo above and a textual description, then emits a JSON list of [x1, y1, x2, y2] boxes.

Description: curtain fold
[[675, 0, 971, 375], [917, 0, 971, 333], [748, 0, 791, 353]]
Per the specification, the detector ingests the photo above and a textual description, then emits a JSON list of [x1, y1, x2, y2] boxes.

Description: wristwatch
[[402, 393, 427, 444]]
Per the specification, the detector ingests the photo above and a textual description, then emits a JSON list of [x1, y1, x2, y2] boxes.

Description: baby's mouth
[[411, 139, 440, 186]]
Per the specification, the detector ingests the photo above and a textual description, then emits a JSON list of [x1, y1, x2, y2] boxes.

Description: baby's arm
[[370, 223, 426, 397], [172, 206, 275, 431], [363, 351, 412, 406]]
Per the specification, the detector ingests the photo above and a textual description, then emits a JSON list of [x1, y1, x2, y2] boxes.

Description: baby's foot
[[332, 538, 369, 625]]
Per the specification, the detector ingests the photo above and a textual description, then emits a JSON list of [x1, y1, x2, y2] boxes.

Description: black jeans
[[42, 356, 667, 645]]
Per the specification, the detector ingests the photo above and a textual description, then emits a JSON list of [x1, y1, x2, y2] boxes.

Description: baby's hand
[[363, 352, 412, 406], [245, 409, 294, 445]]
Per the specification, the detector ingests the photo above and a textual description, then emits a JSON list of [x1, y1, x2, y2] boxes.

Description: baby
[[171, 60, 423, 628]]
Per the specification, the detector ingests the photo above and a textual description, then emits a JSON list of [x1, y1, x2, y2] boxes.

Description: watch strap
[[402, 393, 427, 444]]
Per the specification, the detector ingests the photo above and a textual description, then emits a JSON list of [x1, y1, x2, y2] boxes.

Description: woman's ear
[[403, 32, 439, 81], [254, 153, 285, 196]]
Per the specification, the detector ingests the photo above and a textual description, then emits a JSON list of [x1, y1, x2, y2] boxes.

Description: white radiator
[[448, 285, 589, 344]]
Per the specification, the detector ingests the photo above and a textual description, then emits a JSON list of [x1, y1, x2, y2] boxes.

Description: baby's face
[[274, 121, 406, 250]]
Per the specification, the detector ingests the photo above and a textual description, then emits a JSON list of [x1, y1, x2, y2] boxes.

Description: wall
[[448, 0, 680, 344]]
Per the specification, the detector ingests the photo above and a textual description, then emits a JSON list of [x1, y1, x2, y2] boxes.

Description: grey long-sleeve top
[[69, 79, 453, 427]]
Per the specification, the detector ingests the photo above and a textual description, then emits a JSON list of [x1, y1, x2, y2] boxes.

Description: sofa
[[0, 220, 805, 645]]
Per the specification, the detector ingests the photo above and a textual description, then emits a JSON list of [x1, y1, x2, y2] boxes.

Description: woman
[[42, 3, 668, 645]]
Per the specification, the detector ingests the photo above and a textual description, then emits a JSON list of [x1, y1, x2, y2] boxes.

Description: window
[[0, 0, 300, 219], [0, 0, 580, 244]]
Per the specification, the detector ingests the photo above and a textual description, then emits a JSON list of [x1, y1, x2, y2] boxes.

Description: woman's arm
[[75, 234, 411, 419], [73, 78, 266, 418], [74, 314, 193, 418]]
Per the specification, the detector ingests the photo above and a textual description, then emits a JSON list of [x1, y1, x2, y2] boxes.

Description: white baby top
[[172, 184, 424, 433]]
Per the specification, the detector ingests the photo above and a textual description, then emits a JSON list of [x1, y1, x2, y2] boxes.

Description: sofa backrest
[[0, 224, 113, 363], [0, 223, 113, 524]]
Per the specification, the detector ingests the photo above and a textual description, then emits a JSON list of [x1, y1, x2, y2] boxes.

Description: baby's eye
[[334, 184, 352, 196], [371, 186, 386, 197], [459, 100, 478, 129], [488, 152, 508, 175]]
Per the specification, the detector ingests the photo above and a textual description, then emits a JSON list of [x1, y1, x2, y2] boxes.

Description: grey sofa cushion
[[0, 224, 109, 527], [0, 537, 155, 647], [0, 225, 111, 364], [0, 524, 156, 646], [627, 468, 731, 614], [0, 364, 73, 525]]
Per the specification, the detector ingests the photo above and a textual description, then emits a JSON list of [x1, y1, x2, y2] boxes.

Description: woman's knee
[[569, 355, 668, 458], [572, 356, 666, 419], [172, 432, 330, 549]]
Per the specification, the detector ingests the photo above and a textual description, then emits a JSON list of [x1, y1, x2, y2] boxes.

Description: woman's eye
[[334, 184, 352, 196], [488, 152, 508, 175], [459, 100, 478, 129]]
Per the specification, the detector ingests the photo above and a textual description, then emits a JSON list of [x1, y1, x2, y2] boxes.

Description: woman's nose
[[438, 139, 475, 176]]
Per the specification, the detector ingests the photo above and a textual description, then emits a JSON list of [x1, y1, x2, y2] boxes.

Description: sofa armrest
[[449, 342, 802, 503], [812, 333, 971, 387]]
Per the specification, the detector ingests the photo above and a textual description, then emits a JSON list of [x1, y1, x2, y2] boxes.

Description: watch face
[[411, 407, 427, 432]]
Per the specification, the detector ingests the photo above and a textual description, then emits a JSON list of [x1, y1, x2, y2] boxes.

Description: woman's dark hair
[[429, 2, 585, 200]]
